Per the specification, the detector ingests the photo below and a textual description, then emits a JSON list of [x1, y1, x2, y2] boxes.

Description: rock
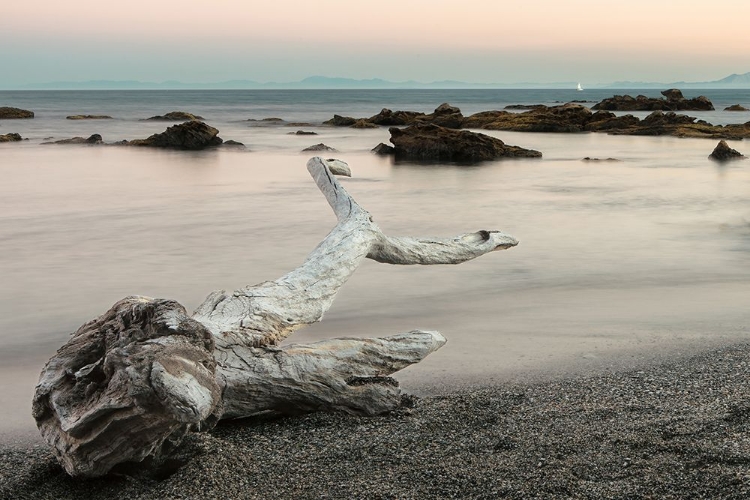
[[504, 104, 546, 110], [371, 143, 395, 155], [66, 115, 113, 120], [584, 111, 640, 131], [0, 107, 34, 119], [582, 157, 621, 162], [592, 90, 714, 111], [145, 111, 204, 121], [302, 143, 337, 152], [323, 158, 351, 176], [725, 104, 749, 111], [285, 122, 313, 127], [351, 119, 378, 129], [420, 103, 464, 129], [44, 134, 103, 145], [709, 140, 745, 161], [368, 108, 425, 126], [0, 133, 23, 142], [222, 140, 245, 148], [323, 115, 357, 126], [388, 123, 541, 163], [127, 121, 223, 150], [661, 88, 685, 100], [464, 103, 592, 133], [288, 130, 318, 135]]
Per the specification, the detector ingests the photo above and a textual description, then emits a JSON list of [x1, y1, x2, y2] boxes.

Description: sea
[[2, 88, 750, 443]]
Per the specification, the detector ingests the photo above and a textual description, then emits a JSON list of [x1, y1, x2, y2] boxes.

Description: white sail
[[577, 82, 583, 91]]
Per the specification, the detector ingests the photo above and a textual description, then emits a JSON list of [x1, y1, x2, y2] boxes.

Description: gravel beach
[[2, 343, 750, 500]]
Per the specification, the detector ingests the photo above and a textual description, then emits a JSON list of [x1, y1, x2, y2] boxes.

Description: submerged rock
[[127, 121, 222, 150], [0, 107, 34, 119], [44, 134, 103, 145], [222, 140, 246, 149], [725, 104, 749, 112], [66, 115, 113, 120], [582, 157, 621, 162], [371, 143, 395, 155], [0, 132, 23, 142], [289, 130, 318, 135], [388, 124, 541, 163], [302, 143, 337, 152], [709, 140, 745, 161], [145, 111, 204, 121]]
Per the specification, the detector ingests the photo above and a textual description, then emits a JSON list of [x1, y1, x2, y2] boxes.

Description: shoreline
[[3, 341, 750, 499]]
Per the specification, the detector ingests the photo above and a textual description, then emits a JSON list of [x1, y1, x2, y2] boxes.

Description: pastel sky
[[2, 0, 749, 85]]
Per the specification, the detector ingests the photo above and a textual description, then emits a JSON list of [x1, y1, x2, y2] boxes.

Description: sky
[[1, 0, 749, 86]]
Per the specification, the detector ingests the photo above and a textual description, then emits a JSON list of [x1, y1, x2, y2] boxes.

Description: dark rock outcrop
[[368, 108, 426, 126], [592, 89, 714, 111], [0, 132, 23, 142], [44, 134, 103, 145], [725, 104, 749, 111], [323, 115, 357, 126], [289, 130, 318, 135], [0, 107, 34, 119], [388, 124, 541, 163], [464, 103, 593, 133], [302, 143, 337, 152], [66, 115, 113, 120], [128, 121, 222, 150], [371, 143, 395, 155], [504, 104, 546, 110], [145, 111, 204, 121], [420, 103, 464, 129], [351, 119, 378, 129], [323, 100, 750, 140], [709, 140, 745, 161]]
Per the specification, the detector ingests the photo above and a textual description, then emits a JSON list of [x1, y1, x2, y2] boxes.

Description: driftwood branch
[[32, 157, 518, 477]]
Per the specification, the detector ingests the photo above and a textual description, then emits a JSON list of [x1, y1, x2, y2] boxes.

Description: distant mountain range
[[3, 73, 749, 90]]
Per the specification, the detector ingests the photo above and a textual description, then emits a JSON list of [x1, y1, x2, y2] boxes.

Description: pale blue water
[[1, 89, 750, 442]]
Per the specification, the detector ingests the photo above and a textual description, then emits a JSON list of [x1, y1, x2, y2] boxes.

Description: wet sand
[[3, 342, 750, 499]]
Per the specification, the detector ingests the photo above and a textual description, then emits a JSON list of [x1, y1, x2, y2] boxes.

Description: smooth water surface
[[1, 89, 749, 442]]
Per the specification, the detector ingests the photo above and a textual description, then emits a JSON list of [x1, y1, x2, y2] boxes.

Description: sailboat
[[577, 82, 584, 91]]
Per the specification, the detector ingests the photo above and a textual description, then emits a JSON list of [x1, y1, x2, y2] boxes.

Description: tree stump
[[32, 157, 518, 477]]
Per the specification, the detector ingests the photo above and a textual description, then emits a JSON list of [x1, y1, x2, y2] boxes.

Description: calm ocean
[[1, 88, 749, 442]]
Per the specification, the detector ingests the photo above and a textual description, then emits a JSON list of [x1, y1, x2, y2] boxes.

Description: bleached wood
[[33, 156, 518, 477]]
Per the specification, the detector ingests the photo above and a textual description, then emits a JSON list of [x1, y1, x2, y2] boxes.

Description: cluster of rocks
[[591, 89, 714, 111], [34, 121, 230, 151], [43, 134, 103, 145], [326, 98, 750, 140], [126, 120, 223, 149]]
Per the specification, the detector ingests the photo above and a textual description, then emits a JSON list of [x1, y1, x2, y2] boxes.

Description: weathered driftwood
[[32, 157, 518, 477]]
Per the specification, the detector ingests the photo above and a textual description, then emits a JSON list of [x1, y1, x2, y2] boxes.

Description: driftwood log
[[32, 157, 518, 477]]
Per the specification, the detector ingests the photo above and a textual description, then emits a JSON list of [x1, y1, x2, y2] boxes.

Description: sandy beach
[[3, 341, 750, 499]]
